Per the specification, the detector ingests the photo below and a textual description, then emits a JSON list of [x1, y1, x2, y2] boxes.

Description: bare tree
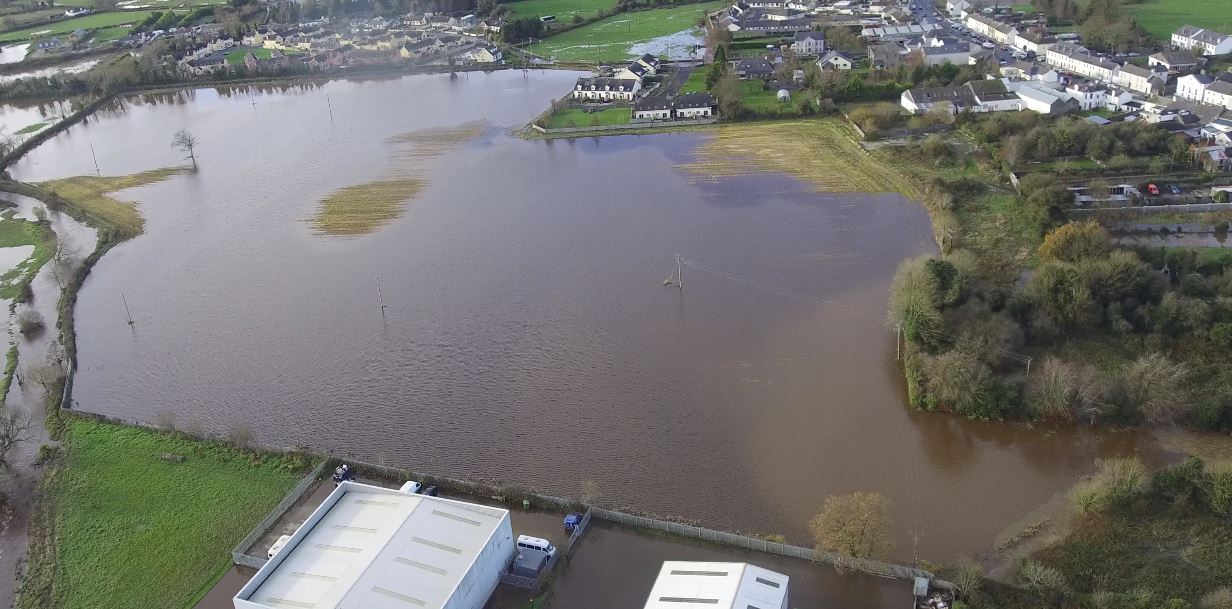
[[171, 129, 198, 170], [27, 361, 65, 393], [228, 423, 254, 451], [810, 491, 893, 560], [0, 410, 31, 469]]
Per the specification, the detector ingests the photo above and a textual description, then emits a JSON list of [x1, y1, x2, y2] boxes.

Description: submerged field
[[24, 419, 306, 609], [675, 119, 921, 197], [37, 168, 187, 239], [526, 1, 723, 62], [309, 121, 485, 236]]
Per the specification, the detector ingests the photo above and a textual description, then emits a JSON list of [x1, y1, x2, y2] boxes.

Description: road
[[904, 0, 1019, 66]]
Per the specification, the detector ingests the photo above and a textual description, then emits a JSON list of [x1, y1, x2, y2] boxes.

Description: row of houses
[[570, 54, 660, 101], [632, 93, 719, 120]]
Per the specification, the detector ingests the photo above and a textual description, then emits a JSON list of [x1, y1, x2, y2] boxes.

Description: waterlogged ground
[[8, 72, 1185, 564], [526, 2, 722, 62]]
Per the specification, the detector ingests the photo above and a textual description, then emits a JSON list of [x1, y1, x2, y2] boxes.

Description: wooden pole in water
[[675, 254, 683, 290], [88, 141, 101, 177], [375, 275, 386, 315], [326, 95, 335, 127], [121, 292, 134, 325]]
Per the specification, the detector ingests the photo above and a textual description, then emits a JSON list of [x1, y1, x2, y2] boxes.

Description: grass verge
[[0, 10, 157, 43], [23, 418, 306, 609], [545, 106, 631, 128]]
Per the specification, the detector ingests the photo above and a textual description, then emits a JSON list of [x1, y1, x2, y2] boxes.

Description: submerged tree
[[0, 409, 30, 469], [172, 129, 198, 169], [809, 491, 893, 560]]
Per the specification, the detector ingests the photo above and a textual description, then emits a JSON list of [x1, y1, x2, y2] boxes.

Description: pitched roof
[[1174, 25, 1230, 45]]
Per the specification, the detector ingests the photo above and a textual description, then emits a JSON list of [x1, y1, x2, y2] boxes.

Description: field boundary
[[230, 459, 329, 569]]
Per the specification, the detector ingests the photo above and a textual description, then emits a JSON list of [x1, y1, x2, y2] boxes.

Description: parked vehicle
[[332, 464, 353, 485], [1147, 183, 1160, 196], [268, 535, 292, 559], [422, 485, 439, 496], [516, 535, 557, 558], [1169, 184, 1182, 194], [564, 513, 582, 533], [399, 480, 423, 494]]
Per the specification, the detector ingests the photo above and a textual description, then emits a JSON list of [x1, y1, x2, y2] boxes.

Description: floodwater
[[0, 99, 69, 138], [8, 71, 1186, 562], [0, 58, 99, 84], [0, 44, 29, 65], [628, 28, 705, 60]]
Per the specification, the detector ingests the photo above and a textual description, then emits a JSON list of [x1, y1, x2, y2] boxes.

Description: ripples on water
[[9, 71, 1180, 561]]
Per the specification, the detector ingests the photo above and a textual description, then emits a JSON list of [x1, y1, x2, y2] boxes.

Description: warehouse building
[[642, 561, 790, 609], [234, 481, 514, 609]]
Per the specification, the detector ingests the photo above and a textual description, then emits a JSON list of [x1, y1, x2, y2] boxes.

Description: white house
[[791, 31, 826, 56], [1064, 81, 1107, 111], [901, 79, 1022, 114], [1171, 25, 1232, 56], [1176, 73, 1212, 102], [1148, 50, 1198, 73], [965, 14, 1016, 46], [1045, 41, 1118, 82], [1114, 62, 1164, 95], [1015, 83, 1069, 114], [633, 98, 673, 120], [572, 77, 641, 101], [642, 562, 789, 609], [233, 481, 514, 609], [816, 49, 853, 70], [674, 92, 717, 118], [1203, 80, 1232, 109]]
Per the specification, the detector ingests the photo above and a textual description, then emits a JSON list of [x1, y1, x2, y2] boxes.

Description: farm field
[[1124, 0, 1232, 41], [505, 0, 613, 19], [0, 10, 156, 42], [526, 1, 724, 62]]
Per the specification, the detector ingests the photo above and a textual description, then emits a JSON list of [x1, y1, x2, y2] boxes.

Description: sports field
[[526, 1, 724, 62], [1125, 0, 1232, 41]]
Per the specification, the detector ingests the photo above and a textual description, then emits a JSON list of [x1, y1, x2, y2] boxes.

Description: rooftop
[[236, 482, 511, 609], [642, 562, 789, 609]]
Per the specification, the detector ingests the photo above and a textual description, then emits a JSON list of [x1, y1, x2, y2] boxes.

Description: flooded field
[[7, 70, 1189, 563]]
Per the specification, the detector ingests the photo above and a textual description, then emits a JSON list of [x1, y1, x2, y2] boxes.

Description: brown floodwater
[[8, 71, 1194, 563]]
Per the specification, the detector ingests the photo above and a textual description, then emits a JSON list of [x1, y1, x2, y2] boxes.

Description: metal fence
[[231, 460, 329, 569], [563, 507, 593, 556], [591, 508, 934, 582], [1068, 202, 1232, 216]]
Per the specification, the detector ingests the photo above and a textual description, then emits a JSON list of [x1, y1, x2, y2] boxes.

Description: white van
[[399, 481, 423, 494], [516, 535, 557, 558], [268, 534, 292, 559]]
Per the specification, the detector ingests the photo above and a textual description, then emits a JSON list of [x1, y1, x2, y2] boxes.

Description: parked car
[[1147, 183, 1160, 196], [399, 480, 423, 494], [516, 535, 558, 558], [422, 485, 439, 496], [332, 463, 353, 485], [982, 41, 995, 49], [1169, 184, 1182, 194]]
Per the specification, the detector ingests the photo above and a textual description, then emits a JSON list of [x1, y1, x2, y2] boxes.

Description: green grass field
[[0, 8, 65, 31], [91, 25, 131, 42], [547, 106, 631, 127], [1125, 0, 1232, 41], [526, 1, 724, 62], [0, 209, 54, 300], [226, 46, 273, 64], [679, 67, 707, 93], [44, 419, 307, 609], [505, 0, 613, 18], [0, 10, 156, 42]]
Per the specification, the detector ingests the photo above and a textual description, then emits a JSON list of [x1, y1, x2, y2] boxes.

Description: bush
[[1016, 560, 1067, 594], [17, 310, 44, 337], [1039, 221, 1111, 263], [1069, 457, 1146, 515], [1209, 466, 1232, 517]]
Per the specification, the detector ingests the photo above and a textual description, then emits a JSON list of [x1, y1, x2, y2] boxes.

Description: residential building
[[1011, 29, 1054, 55], [791, 31, 826, 56], [1171, 25, 1232, 56], [901, 78, 1021, 114], [634, 53, 661, 76], [633, 97, 673, 120], [1064, 80, 1107, 111], [965, 14, 1016, 45], [571, 77, 641, 101], [1046, 41, 1118, 82], [918, 39, 973, 66], [1114, 62, 1164, 95], [1176, 73, 1214, 102], [67, 28, 88, 44], [1204, 80, 1232, 109], [642, 562, 789, 609], [674, 92, 717, 118], [817, 49, 854, 70], [868, 42, 903, 70], [735, 57, 775, 79], [1148, 50, 1198, 73], [618, 61, 649, 81], [233, 481, 514, 609]]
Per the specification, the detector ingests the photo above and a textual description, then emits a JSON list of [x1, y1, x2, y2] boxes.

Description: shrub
[[1016, 560, 1067, 594], [1202, 588, 1232, 609], [1209, 466, 1232, 517], [954, 556, 983, 596], [1123, 353, 1191, 423], [1069, 457, 1146, 515], [17, 310, 44, 337], [1038, 221, 1111, 263]]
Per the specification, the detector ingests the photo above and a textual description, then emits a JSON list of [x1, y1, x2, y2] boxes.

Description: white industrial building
[[234, 481, 514, 609], [642, 561, 790, 609]]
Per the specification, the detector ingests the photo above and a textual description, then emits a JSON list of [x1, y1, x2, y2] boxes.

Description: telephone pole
[[121, 292, 134, 325]]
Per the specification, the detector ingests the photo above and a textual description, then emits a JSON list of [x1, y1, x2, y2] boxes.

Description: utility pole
[[88, 141, 101, 177], [326, 95, 335, 128], [675, 254, 683, 290], [375, 275, 387, 317], [121, 292, 134, 325]]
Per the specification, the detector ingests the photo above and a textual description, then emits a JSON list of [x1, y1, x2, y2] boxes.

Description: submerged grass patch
[[310, 178, 426, 236], [675, 119, 921, 197], [0, 208, 55, 300], [42, 418, 305, 609], [309, 121, 485, 236], [37, 168, 187, 240]]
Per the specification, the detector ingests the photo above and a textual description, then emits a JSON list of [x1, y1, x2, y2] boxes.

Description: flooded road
[[8, 71, 1180, 562]]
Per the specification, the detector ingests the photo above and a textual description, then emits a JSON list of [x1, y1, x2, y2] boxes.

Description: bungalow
[[67, 28, 88, 44], [816, 49, 853, 70], [791, 31, 825, 56], [1014, 83, 1072, 114], [1171, 25, 1232, 57], [901, 79, 1021, 114], [735, 57, 774, 79], [1148, 50, 1198, 73], [572, 77, 641, 101]]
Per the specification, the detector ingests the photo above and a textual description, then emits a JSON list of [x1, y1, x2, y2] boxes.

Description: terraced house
[[1171, 25, 1232, 57], [1045, 41, 1118, 82]]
